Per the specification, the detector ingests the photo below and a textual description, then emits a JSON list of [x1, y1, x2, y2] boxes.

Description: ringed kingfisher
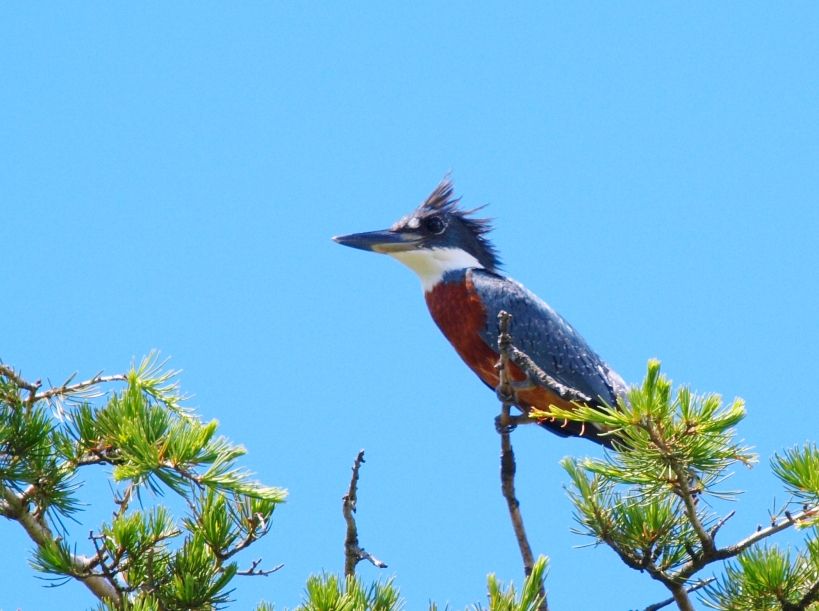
[[333, 179, 627, 446]]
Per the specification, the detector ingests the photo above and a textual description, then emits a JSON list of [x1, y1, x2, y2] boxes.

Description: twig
[[496, 311, 548, 611], [0, 364, 41, 393], [35, 373, 128, 403], [0, 363, 43, 409], [641, 418, 717, 602], [712, 503, 819, 562], [709, 510, 736, 539], [1, 364, 129, 410], [88, 530, 123, 585], [342, 450, 387, 577], [108, 481, 137, 523], [218, 510, 271, 562], [236, 558, 284, 577], [643, 578, 715, 611], [654, 503, 819, 587]]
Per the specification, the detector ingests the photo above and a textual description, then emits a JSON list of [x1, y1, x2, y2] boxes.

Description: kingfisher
[[333, 179, 627, 446]]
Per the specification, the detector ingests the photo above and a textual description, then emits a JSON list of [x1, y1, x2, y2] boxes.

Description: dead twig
[[35, 373, 128, 403], [236, 558, 284, 577], [709, 510, 736, 540], [342, 450, 387, 577], [0, 363, 43, 410], [0, 364, 129, 411], [0, 363, 41, 393]]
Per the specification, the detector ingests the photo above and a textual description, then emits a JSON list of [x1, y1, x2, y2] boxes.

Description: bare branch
[[87, 530, 125, 591], [218, 510, 271, 562], [0, 363, 41, 393], [496, 311, 548, 611], [113, 482, 136, 521], [34, 373, 128, 403], [0, 364, 129, 413], [0, 363, 42, 409], [342, 450, 387, 577], [716, 503, 819, 560], [709, 510, 736, 540], [236, 558, 284, 577]]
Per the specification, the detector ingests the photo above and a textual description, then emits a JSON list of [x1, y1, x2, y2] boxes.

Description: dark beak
[[332, 229, 421, 254]]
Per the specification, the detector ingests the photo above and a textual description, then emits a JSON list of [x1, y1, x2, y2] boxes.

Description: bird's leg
[[495, 371, 541, 434], [494, 380, 519, 433], [495, 373, 536, 404], [510, 378, 536, 393], [495, 385, 516, 406], [494, 312, 541, 433]]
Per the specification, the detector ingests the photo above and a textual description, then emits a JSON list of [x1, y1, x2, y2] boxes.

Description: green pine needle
[[772, 444, 819, 511]]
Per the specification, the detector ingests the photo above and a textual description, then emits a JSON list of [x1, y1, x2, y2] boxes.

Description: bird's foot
[[494, 413, 533, 434], [495, 414, 517, 434]]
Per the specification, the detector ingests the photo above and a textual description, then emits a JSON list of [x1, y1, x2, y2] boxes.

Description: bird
[[333, 178, 627, 446]]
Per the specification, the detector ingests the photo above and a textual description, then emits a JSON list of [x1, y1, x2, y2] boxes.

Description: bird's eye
[[424, 215, 446, 234]]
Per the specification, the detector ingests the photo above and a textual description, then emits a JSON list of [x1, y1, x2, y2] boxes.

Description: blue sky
[[2, 3, 818, 609]]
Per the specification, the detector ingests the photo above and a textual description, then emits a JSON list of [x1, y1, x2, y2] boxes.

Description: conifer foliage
[[540, 360, 819, 610], [0, 355, 285, 609], [3, 355, 819, 610]]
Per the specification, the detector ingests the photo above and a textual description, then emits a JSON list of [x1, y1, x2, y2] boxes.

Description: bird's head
[[333, 178, 500, 290]]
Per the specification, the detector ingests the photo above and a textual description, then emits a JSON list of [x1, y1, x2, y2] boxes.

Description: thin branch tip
[[342, 449, 387, 577], [495, 312, 548, 611]]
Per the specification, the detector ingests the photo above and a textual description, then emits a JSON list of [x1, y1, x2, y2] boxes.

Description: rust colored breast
[[425, 274, 582, 418], [425, 276, 500, 388]]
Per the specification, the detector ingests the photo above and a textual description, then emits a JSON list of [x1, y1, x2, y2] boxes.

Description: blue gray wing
[[469, 269, 626, 406]]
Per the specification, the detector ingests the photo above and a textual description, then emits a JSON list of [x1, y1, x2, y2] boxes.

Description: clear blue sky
[[2, 4, 818, 609]]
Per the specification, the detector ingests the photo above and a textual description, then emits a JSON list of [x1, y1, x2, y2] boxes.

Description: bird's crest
[[413, 177, 501, 271]]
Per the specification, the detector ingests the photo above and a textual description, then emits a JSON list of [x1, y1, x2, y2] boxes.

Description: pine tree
[[0, 355, 285, 609]]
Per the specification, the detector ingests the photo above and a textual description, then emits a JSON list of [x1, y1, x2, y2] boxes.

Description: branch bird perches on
[[495, 311, 549, 611]]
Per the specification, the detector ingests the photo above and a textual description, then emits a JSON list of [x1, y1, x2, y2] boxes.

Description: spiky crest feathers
[[392, 178, 501, 272]]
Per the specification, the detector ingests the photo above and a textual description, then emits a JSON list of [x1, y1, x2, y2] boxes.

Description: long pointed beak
[[332, 229, 421, 254]]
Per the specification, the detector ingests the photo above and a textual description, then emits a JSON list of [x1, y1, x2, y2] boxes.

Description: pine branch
[[1, 483, 122, 605], [0, 363, 43, 411], [87, 530, 127, 595], [796, 576, 819, 609], [714, 504, 819, 561], [0, 363, 41, 393], [643, 578, 714, 611], [653, 503, 819, 588], [643, 420, 715, 558], [217, 509, 271, 562], [2, 358, 285, 608], [35, 373, 128, 403]]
